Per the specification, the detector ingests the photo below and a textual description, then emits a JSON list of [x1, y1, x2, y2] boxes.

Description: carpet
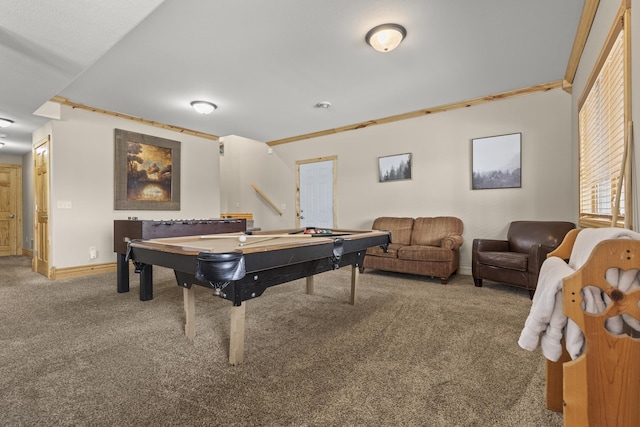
[[0, 256, 562, 426]]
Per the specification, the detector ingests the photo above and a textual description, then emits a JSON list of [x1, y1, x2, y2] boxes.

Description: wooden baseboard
[[50, 262, 116, 280], [22, 249, 33, 258]]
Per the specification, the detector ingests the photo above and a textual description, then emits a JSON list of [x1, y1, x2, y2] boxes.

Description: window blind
[[579, 29, 625, 224]]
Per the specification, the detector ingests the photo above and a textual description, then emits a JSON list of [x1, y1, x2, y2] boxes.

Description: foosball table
[[114, 218, 246, 300]]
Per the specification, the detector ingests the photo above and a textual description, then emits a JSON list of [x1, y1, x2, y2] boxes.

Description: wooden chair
[[545, 229, 640, 426]]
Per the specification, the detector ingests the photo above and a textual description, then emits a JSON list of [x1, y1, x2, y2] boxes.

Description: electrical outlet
[[89, 246, 97, 259]]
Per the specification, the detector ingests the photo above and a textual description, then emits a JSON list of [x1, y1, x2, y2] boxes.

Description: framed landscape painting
[[114, 129, 181, 210], [378, 153, 412, 182], [472, 133, 521, 190]]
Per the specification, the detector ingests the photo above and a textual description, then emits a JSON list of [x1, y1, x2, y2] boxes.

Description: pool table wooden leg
[[116, 253, 130, 293], [183, 286, 196, 339], [306, 275, 314, 294], [229, 304, 246, 365], [351, 265, 359, 305], [139, 263, 153, 301]]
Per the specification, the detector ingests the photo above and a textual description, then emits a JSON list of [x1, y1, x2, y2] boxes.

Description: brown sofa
[[361, 216, 464, 284], [472, 220, 576, 298]]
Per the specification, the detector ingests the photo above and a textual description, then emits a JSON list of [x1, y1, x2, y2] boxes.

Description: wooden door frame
[[295, 156, 338, 228], [0, 163, 23, 256], [33, 135, 50, 277]]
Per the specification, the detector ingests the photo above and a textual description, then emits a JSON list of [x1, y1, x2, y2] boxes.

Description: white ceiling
[[0, 0, 585, 156]]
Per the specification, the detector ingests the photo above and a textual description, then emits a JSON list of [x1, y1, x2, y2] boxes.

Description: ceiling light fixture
[[190, 101, 217, 115], [0, 142, 5, 147], [365, 23, 407, 52], [0, 118, 14, 128], [315, 101, 331, 109]]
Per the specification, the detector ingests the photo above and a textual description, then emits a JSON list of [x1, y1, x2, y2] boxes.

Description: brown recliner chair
[[472, 221, 576, 298]]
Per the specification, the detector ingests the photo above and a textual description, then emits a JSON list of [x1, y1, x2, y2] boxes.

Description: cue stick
[[199, 233, 315, 239], [239, 232, 337, 246], [238, 236, 282, 246]]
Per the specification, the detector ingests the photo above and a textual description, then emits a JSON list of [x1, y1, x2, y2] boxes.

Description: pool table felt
[[129, 230, 384, 255]]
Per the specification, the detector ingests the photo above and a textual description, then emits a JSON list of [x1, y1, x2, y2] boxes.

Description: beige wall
[[221, 88, 575, 275], [31, 106, 220, 269], [0, 154, 23, 164], [21, 151, 34, 251], [24, 86, 576, 276], [220, 134, 294, 230]]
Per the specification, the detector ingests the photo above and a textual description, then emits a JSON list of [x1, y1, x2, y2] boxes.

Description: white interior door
[[297, 158, 336, 228]]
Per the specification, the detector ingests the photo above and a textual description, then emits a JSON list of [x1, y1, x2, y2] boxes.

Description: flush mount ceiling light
[[190, 101, 217, 115], [365, 23, 407, 52], [315, 101, 331, 109], [0, 118, 14, 128]]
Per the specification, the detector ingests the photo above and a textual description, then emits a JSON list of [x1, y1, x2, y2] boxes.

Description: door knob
[[9, 214, 15, 218]]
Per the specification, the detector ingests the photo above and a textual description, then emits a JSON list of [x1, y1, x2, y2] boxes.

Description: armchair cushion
[[477, 251, 528, 271]]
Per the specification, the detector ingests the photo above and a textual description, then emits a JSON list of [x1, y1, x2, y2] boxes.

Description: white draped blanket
[[518, 227, 640, 361]]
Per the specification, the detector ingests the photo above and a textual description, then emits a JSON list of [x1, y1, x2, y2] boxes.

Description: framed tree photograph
[[472, 133, 521, 190], [378, 153, 412, 182], [114, 129, 181, 210]]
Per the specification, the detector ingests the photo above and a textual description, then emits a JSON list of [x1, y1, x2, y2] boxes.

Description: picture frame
[[471, 133, 521, 190], [378, 153, 412, 182], [114, 129, 181, 210]]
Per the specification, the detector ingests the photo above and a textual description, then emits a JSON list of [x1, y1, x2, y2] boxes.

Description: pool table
[[126, 228, 390, 364]]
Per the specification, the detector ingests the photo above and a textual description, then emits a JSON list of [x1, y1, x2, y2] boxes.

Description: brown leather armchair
[[472, 221, 576, 298]]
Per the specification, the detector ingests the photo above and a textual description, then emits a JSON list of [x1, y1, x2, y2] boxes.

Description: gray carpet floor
[[0, 255, 562, 426]]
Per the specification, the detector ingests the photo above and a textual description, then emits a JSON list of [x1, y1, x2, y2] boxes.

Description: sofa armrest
[[441, 234, 464, 250], [472, 238, 510, 252]]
